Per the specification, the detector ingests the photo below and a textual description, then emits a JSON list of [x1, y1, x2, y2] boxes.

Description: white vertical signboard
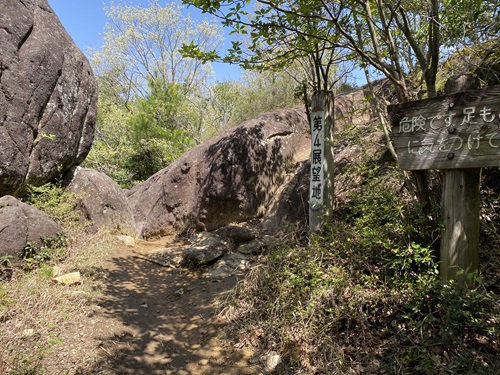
[[310, 111, 325, 212], [309, 90, 334, 232]]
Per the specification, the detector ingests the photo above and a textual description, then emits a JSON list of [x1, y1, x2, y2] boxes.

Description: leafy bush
[[85, 78, 197, 188], [22, 183, 80, 229], [17, 183, 78, 273], [22, 234, 67, 271]]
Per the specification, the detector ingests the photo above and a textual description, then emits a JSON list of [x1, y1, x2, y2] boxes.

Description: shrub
[[221, 165, 499, 374], [22, 234, 67, 271], [22, 183, 80, 229]]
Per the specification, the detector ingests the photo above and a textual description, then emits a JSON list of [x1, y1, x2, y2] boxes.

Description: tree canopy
[[91, 0, 223, 102], [85, 0, 303, 186], [183, 0, 498, 101], [86, 1, 225, 186]]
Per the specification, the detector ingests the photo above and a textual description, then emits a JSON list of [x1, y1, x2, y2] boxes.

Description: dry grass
[[0, 231, 116, 374], [217, 165, 500, 375]]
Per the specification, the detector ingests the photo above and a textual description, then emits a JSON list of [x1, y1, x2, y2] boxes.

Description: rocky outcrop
[[334, 89, 373, 129], [214, 225, 256, 243], [262, 161, 310, 233], [0, 195, 63, 264], [128, 108, 311, 239], [0, 0, 97, 197], [64, 167, 136, 235], [180, 232, 231, 269], [137, 224, 274, 276]]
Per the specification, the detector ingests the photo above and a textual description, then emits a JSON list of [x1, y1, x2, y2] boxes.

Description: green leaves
[[179, 42, 221, 63], [88, 1, 229, 186], [94, 0, 223, 98], [219, 153, 498, 373], [185, 0, 346, 92], [123, 78, 196, 182]]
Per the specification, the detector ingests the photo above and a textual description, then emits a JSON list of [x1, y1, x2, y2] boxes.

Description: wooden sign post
[[388, 79, 500, 287], [309, 91, 335, 232]]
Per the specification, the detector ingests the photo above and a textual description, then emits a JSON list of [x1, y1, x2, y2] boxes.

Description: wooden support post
[[388, 78, 500, 289], [309, 91, 335, 231], [441, 168, 480, 284], [440, 75, 481, 287]]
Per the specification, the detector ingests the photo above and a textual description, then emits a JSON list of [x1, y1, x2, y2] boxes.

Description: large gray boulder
[[0, 0, 97, 197], [0, 195, 63, 264], [262, 161, 310, 233], [64, 167, 136, 235], [128, 108, 310, 239]]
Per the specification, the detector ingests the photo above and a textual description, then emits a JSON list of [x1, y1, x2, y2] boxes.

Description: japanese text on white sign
[[310, 111, 325, 208]]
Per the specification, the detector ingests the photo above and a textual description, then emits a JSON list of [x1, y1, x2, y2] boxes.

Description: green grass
[[0, 231, 115, 374]]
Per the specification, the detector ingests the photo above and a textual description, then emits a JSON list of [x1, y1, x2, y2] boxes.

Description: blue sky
[[47, 0, 241, 81]]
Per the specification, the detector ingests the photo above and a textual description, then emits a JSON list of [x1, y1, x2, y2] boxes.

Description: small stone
[[234, 341, 245, 349], [52, 272, 81, 285], [205, 253, 249, 277], [214, 225, 255, 243], [248, 356, 260, 365], [140, 303, 149, 309], [262, 351, 285, 373], [116, 235, 136, 247], [198, 359, 209, 366]]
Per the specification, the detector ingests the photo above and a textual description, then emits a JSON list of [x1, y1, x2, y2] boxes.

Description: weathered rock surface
[[214, 225, 256, 243], [262, 161, 310, 233], [0, 195, 63, 263], [64, 167, 136, 235], [235, 235, 278, 256], [137, 225, 263, 274], [0, 0, 97, 197], [334, 89, 373, 129], [116, 234, 136, 247], [128, 108, 311, 239], [180, 232, 231, 269], [52, 271, 82, 286], [205, 253, 251, 278], [261, 351, 288, 375]]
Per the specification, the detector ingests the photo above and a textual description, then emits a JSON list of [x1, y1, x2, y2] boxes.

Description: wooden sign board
[[388, 84, 500, 170]]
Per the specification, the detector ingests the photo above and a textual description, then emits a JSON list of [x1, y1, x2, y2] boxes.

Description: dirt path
[[79, 237, 262, 375]]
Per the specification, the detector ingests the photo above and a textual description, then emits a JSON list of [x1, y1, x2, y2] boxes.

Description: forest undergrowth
[[220, 161, 499, 374], [1, 130, 499, 375]]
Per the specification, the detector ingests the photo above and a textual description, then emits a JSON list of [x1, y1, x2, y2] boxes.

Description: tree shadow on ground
[[78, 243, 258, 375]]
